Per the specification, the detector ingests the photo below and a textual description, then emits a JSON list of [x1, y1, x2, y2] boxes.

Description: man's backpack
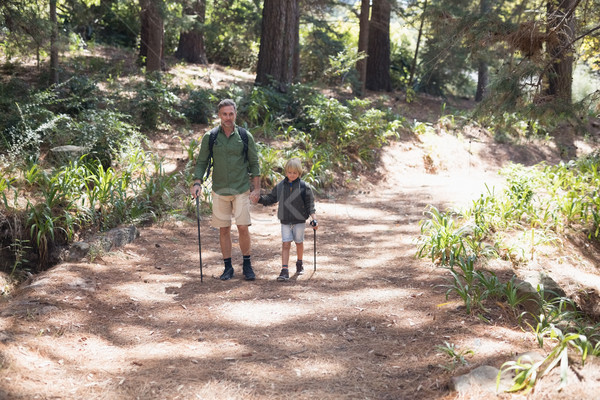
[[204, 126, 249, 181]]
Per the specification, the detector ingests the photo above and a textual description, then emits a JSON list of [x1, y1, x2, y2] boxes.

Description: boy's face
[[286, 169, 300, 182]]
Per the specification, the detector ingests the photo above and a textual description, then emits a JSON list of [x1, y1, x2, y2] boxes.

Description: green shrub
[[135, 73, 184, 131], [181, 89, 217, 124]]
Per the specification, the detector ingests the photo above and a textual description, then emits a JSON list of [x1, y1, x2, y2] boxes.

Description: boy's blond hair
[[284, 158, 303, 175]]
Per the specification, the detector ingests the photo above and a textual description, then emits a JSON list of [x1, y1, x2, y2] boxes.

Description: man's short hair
[[217, 99, 237, 112]]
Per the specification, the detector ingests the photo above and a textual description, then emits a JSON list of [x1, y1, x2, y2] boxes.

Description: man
[[190, 99, 261, 280]]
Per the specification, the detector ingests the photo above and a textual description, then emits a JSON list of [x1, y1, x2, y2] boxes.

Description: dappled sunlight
[[249, 357, 345, 381], [216, 301, 315, 327], [108, 282, 183, 303], [333, 287, 413, 305]]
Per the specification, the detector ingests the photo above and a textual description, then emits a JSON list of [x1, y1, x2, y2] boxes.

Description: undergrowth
[[417, 149, 600, 394]]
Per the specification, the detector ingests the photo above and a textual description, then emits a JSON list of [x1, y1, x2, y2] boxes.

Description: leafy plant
[[498, 353, 544, 394], [181, 89, 216, 124], [417, 206, 470, 265], [436, 341, 473, 370], [501, 277, 528, 312], [135, 73, 184, 131]]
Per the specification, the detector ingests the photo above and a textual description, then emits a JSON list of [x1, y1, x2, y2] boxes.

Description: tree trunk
[[475, 0, 490, 102], [544, 0, 577, 103], [409, 0, 427, 90], [475, 59, 488, 102], [175, 0, 208, 64], [255, 0, 300, 91], [356, 0, 370, 97], [50, 0, 59, 84], [366, 0, 392, 92], [140, 0, 163, 71], [139, 0, 149, 61]]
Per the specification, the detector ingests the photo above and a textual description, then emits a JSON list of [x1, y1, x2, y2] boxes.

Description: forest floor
[[2, 62, 600, 399]]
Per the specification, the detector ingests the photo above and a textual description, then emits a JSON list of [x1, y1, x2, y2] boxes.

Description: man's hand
[[190, 180, 202, 198], [250, 176, 260, 203], [250, 189, 260, 204]]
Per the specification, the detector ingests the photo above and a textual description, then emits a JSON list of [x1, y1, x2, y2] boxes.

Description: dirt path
[[0, 132, 588, 399]]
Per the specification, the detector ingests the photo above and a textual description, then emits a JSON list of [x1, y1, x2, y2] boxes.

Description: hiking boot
[[220, 265, 234, 280], [296, 261, 304, 275], [242, 263, 256, 281], [277, 268, 289, 281]]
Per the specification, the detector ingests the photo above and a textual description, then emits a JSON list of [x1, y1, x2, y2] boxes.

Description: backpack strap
[[205, 126, 250, 181], [204, 126, 220, 181], [238, 127, 249, 163], [300, 180, 309, 218]]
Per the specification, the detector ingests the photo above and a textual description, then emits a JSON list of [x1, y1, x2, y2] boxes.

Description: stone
[[451, 365, 513, 395], [513, 278, 542, 316], [48, 145, 87, 166], [67, 241, 90, 261], [90, 225, 140, 254]]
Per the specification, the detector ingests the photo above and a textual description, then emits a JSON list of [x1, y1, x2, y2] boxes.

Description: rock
[[91, 225, 140, 254], [67, 241, 90, 261], [48, 145, 87, 166], [520, 271, 566, 299], [451, 352, 546, 397], [103, 225, 140, 249], [65, 226, 140, 262], [451, 365, 513, 395], [513, 278, 542, 316]]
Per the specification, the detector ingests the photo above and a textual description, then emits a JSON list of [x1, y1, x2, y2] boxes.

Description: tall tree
[[366, 0, 392, 92], [408, 0, 427, 89], [175, 0, 208, 64], [50, 0, 59, 84], [544, 0, 578, 103], [255, 0, 300, 91], [474, 0, 490, 102], [139, 0, 164, 72], [356, 0, 370, 96]]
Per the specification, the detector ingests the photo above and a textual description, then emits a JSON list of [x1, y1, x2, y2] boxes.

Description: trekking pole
[[313, 229, 316, 272], [195, 194, 204, 282], [310, 220, 317, 272]]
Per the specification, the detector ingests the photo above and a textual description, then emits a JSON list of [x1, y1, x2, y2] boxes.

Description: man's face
[[218, 105, 236, 130]]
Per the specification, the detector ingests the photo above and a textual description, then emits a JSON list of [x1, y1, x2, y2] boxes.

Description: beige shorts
[[211, 191, 251, 228]]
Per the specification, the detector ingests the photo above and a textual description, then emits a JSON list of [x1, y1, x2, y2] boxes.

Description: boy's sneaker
[[296, 261, 304, 275], [277, 268, 289, 281], [220, 266, 234, 280], [242, 263, 256, 281]]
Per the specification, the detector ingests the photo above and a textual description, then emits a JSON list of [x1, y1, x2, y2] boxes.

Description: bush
[[135, 73, 184, 131], [182, 89, 217, 124]]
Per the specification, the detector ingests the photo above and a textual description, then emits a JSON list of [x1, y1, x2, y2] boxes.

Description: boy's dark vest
[[204, 126, 249, 180]]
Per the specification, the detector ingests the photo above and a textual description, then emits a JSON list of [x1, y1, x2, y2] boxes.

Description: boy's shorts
[[211, 191, 251, 228], [281, 223, 306, 243]]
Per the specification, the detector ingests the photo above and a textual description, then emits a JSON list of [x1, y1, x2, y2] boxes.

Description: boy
[[258, 158, 318, 281]]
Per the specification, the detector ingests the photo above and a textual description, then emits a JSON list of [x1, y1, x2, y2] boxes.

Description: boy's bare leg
[[282, 241, 292, 266], [295, 241, 305, 275], [295, 242, 304, 261]]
